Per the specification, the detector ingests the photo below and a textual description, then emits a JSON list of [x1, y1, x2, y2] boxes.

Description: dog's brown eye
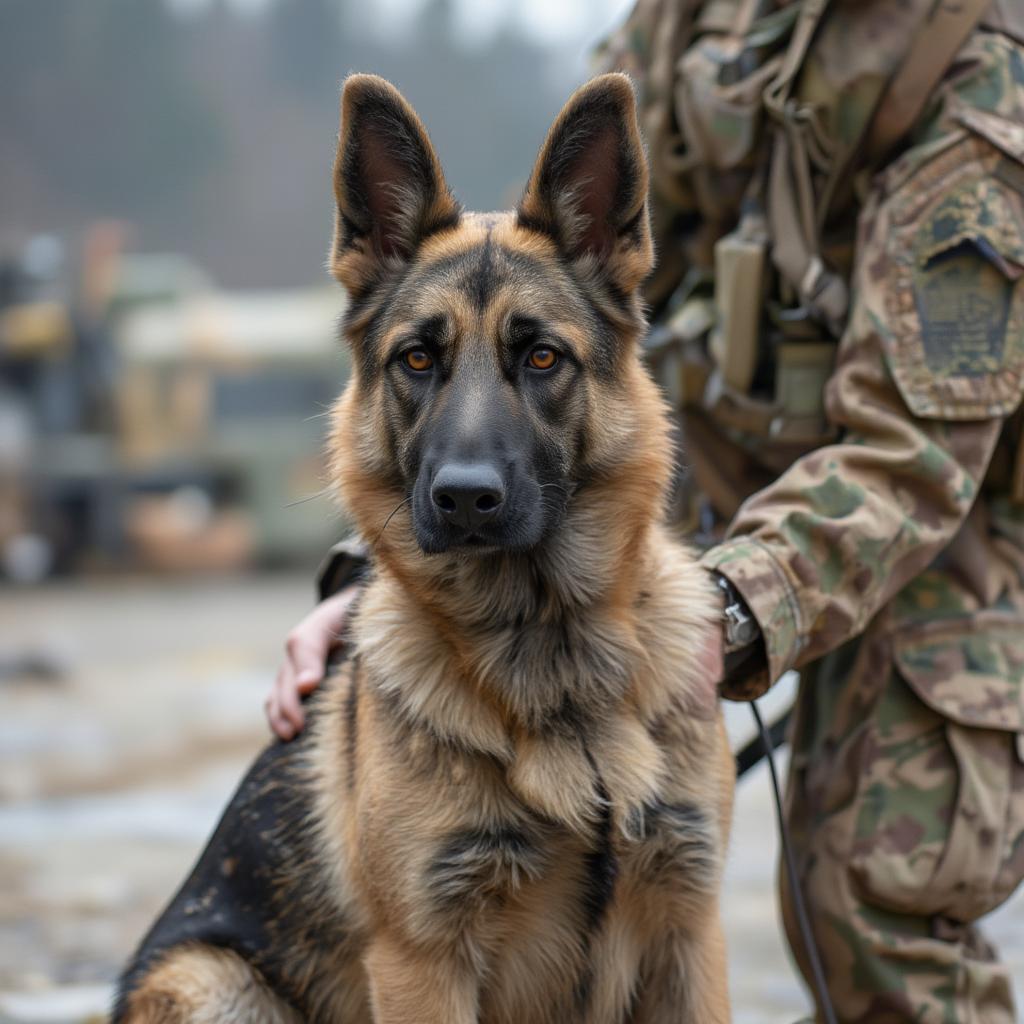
[[528, 347, 557, 371], [404, 349, 433, 372]]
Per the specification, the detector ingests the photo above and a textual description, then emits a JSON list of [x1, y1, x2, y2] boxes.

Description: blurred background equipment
[[0, 0, 627, 579], [1, 225, 348, 577]]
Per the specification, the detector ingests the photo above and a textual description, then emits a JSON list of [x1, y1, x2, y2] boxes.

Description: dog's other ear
[[331, 74, 460, 297], [517, 74, 652, 294]]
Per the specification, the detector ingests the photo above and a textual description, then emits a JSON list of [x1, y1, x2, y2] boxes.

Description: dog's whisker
[[284, 486, 332, 509], [375, 496, 412, 544]]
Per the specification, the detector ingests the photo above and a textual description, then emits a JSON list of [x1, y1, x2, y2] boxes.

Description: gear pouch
[[848, 614, 1024, 923]]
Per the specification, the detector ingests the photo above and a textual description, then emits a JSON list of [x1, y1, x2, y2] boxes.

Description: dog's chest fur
[[305, 536, 725, 1014]]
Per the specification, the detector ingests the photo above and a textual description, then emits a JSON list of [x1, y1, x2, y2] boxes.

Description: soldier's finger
[[266, 681, 295, 740], [314, 587, 359, 650], [278, 670, 306, 735], [285, 625, 332, 679], [295, 671, 322, 694], [269, 707, 294, 741]]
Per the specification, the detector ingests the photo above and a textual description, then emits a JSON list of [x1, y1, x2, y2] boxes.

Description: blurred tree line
[[0, 0, 592, 289]]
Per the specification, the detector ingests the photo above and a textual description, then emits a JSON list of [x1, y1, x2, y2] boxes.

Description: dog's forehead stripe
[[379, 236, 584, 334], [358, 215, 629, 379]]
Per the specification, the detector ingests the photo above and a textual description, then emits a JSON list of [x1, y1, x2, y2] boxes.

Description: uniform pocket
[[878, 133, 1024, 420], [848, 616, 1024, 922], [674, 40, 782, 172]]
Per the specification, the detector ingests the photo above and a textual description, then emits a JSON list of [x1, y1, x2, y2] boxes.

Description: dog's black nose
[[431, 464, 505, 529]]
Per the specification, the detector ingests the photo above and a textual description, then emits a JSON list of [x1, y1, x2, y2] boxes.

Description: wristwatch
[[712, 572, 763, 680]]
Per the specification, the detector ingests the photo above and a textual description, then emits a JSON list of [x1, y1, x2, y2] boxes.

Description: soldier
[[267, 3, 1024, 1020]]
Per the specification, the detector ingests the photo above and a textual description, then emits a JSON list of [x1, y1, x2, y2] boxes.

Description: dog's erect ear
[[517, 74, 652, 293], [331, 75, 460, 296]]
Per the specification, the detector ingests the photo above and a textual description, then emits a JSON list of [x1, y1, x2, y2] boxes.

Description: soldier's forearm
[[701, 118, 1024, 696], [708, 405, 1003, 692], [702, 342, 1004, 695]]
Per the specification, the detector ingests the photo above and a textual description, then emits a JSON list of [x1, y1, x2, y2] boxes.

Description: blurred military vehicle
[[113, 279, 348, 571], [0, 228, 348, 580]]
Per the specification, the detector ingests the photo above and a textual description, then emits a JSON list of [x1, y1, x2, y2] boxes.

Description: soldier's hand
[[702, 626, 725, 711], [266, 586, 359, 740], [703, 626, 725, 685]]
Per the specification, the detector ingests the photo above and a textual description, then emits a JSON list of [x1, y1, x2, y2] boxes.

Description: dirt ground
[[1, 574, 1021, 1023]]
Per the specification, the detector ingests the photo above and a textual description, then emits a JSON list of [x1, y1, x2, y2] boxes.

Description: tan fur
[[121, 947, 300, 1024], [121, 74, 734, 1023]]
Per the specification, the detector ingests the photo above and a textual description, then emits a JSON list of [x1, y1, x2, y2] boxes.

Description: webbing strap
[[763, 0, 853, 331], [865, 0, 992, 166], [768, 127, 849, 331], [763, 0, 830, 112], [767, 0, 989, 332], [1013, 420, 1024, 503]]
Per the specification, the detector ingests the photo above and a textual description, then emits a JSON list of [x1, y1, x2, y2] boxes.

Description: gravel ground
[[0, 574, 1021, 1023]]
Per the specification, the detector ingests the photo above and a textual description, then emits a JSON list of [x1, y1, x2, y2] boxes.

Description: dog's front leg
[[630, 914, 731, 1024], [364, 934, 478, 1024]]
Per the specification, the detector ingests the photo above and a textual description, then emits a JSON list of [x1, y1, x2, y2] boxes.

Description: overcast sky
[[168, 0, 635, 49], [372, 0, 634, 46]]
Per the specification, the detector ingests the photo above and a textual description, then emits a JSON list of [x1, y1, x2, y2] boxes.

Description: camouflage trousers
[[780, 570, 1024, 1024]]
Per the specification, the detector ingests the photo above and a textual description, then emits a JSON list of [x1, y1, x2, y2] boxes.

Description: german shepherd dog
[[114, 73, 734, 1024]]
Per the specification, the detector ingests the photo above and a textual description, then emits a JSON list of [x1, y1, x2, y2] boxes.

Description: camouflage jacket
[[600, 2, 1024, 701]]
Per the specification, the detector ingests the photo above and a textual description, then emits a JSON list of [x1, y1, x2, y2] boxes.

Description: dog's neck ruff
[[352, 516, 673, 834], [345, 459, 719, 833], [358, 501, 650, 729]]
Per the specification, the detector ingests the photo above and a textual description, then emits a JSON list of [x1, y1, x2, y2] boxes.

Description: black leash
[[735, 705, 790, 777], [750, 701, 839, 1024]]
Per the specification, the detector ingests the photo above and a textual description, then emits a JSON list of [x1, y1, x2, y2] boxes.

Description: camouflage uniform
[[599, 2, 1024, 1021]]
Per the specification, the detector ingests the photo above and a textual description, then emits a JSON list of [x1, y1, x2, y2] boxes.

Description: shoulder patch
[[876, 136, 1024, 420], [912, 239, 1014, 379]]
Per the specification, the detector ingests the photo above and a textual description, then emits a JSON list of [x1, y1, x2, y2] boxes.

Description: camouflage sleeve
[[703, 112, 1024, 698]]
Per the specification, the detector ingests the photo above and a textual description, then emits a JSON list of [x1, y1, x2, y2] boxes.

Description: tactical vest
[[619, 0, 1024, 529]]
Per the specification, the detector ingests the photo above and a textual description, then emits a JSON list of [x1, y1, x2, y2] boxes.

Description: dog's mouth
[[445, 531, 503, 555], [417, 520, 538, 557]]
